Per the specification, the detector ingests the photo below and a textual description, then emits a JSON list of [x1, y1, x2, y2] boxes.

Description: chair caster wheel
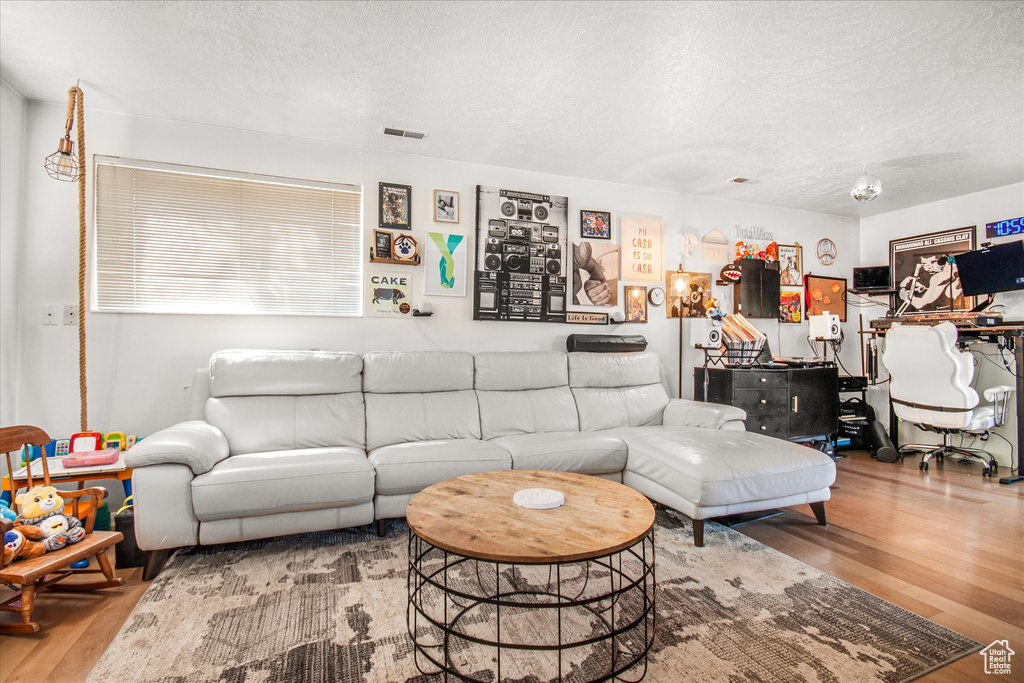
[[920, 461, 928, 471], [936, 453, 944, 462]]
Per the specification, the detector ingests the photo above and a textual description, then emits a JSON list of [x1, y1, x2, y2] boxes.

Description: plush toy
[[2, 518, 47, 567], [764, 241, 779, 262], [0, 500, 17, 522], [15, 485, 86, 553], [706, 297, 723, 321]]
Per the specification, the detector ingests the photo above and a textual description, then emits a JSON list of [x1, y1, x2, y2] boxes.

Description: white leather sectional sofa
[[126, 349, 836, 577]]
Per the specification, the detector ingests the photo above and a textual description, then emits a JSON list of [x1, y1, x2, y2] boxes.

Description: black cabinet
[[694, 366, 838, 440]]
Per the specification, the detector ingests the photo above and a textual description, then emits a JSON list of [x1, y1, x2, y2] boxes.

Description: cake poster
[[365, 272, 413, 317], [620, 218, 662, 282]]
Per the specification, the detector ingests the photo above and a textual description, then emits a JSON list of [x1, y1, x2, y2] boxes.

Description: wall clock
[[648, 287, 666, 306]]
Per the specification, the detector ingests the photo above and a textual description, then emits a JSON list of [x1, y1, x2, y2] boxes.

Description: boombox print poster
[[473, 186, 569, 322]]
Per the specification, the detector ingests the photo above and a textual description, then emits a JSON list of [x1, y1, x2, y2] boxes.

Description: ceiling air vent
[[383, 127, 426, 140]]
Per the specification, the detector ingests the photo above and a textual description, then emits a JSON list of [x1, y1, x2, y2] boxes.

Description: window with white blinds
[[94, 157, 363, 316]]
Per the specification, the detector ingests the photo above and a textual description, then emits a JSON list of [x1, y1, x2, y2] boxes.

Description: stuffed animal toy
[[2, 518, 47, 567], [15, 485, 86, 553], [0, 500, 17, 522]]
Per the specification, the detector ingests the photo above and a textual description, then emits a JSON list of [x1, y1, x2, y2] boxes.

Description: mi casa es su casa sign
[[621, 218, 663, 282]]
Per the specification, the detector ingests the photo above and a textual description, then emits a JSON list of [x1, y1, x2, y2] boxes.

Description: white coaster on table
[[513, 488, 565, 510]]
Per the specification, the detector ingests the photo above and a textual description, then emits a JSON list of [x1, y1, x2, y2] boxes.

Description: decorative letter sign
[[621, 218, 663, 282]]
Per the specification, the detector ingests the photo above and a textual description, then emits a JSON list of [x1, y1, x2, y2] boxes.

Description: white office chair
[[882, 322, 1015, 476]]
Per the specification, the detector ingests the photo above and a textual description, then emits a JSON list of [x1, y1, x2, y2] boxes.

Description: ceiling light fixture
[[850, 167, 882, 202]]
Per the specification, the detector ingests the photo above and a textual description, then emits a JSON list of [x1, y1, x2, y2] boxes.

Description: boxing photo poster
[[889, 227, 975, 313], [571, 241, 619, 307], [473, 186, 569, 322]]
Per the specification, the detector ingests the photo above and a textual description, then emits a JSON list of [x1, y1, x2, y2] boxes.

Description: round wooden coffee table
[[406, 470, 656, 682]]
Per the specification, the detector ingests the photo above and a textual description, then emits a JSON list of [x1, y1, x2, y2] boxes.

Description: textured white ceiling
[[1, 1, 1022, 218]]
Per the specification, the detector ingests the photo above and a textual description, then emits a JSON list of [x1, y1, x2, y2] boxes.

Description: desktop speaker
[[692, 319, 723, 347], [809, 313, 842, 341]]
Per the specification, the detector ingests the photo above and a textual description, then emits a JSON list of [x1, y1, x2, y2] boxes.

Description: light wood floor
[[2, 450, 1022, 682]]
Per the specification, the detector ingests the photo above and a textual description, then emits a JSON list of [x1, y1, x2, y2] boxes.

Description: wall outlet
[[43, 305, 59, 325], [64, 305, 79, 326]]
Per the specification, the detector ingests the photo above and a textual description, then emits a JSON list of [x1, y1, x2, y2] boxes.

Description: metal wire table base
[[407, 529, 656, 682]]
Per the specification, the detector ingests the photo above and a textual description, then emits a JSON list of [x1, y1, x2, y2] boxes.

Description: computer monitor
[[852, 265, 891, 293], [955, 240, 1024, 297]]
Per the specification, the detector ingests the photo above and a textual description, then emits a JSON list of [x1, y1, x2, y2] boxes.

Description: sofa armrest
[[125, 420, 230, 475], [663, 399, 747, 430]]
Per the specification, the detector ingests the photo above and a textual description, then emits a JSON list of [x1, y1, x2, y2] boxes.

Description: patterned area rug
[[87, 511, 979, 682]]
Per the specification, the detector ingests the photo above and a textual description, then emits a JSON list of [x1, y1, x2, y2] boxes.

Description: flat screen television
[[852, 265, 891, 293], [955, 240, 1024, 297]]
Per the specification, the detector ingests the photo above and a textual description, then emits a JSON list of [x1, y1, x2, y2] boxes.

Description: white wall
[[0, 80, 26, 429], [14, 100, 861, 446], [860, 183, 1024, 467]]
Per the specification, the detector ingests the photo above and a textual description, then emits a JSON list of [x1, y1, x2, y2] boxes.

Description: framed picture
[[571, 241, 619, 307], [434, 189, 459, 223], [365, 272, 413, 317], [778, 244, 803, 286], [804, 274, 847, 322], [392, 233, 418, 261], [665, 270, 712, 318], [373, 229, 393, 260], [379, 182, 411, 230], [889, 226, 975, 313], [624, 285, 648, 323], [424, 232, 467, 297], [780, 289, 803, 323], [620, 218, 662, 281], [580, 210, 612, 239]]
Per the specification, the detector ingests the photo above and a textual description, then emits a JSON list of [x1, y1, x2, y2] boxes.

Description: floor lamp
[[44, 85, 88, 430], [670, 265, 686, 398]]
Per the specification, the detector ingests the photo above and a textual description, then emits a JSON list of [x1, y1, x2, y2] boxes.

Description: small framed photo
[[780, 289, 803, 323], [624, 285, 648, 323], [434, 189, 460, 223], [580, 210, 612, 239], [373, 229, 393, 260], [379, 182, 411, 230]]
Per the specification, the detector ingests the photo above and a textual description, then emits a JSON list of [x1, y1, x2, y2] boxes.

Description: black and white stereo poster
[[473, 186, 568, 322]]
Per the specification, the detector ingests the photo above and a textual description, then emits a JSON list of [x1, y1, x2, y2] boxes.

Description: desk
[[862, 324, 1023, 463], [1, 454, 132, 509]]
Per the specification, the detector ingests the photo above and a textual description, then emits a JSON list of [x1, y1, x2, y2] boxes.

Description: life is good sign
[[621, 218, 663, 282]]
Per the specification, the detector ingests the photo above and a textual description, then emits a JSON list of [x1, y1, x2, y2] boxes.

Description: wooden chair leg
[[0, 584, 40, 634], [809, 501, 828, 526], [692, 519, 705, 547]]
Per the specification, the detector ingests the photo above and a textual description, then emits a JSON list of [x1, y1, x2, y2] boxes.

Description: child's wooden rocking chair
[[1, 425, 125, 634]]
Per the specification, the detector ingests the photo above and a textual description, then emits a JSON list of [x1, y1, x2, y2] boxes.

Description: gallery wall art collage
[[365, 181, 836, 324]]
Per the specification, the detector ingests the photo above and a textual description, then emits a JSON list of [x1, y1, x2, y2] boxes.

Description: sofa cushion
[[477, 387, 579, 438], [625, 431, 836, 508], [568, 352, 661, 388], [191, 447, 374, 522], [568, 352, 669, 431], [365, 390, 481, 450], [368, 439, 511, 496], [209, 350, 363, 397], [573, 385, 669, 431], [363, 351, 474, 393], [491, 432, 627, 475], [475, 351, 568, 391], [207, 393, 365, 455]]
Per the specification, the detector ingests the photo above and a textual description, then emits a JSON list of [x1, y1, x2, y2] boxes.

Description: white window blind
[[94, 157, 363, 316]]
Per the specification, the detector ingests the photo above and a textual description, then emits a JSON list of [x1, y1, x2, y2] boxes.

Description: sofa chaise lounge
[[127, 349, 836, 577]]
